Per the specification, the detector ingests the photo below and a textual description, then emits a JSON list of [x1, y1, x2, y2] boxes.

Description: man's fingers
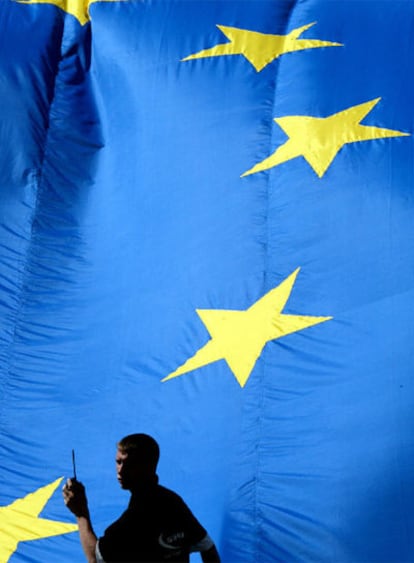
[[62, 478, 73, 492]]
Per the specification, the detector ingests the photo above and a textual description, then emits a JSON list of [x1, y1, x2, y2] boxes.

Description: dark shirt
[[98, 483, 207, 562]]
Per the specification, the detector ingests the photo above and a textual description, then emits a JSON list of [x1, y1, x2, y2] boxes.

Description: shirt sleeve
[[189, 533, 215, 553], [162, 493, 208, 550], [96, 539, 105, 562]]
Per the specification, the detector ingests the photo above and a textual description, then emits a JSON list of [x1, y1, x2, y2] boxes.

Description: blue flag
[[1, 1, 413, 561]]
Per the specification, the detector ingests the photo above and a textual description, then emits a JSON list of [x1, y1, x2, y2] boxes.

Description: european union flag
[[1, 1, 413, 561]]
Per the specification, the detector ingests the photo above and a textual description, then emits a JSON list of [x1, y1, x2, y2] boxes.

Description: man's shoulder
[[155, 484, 198, 518], [156, 484, 185, 505]]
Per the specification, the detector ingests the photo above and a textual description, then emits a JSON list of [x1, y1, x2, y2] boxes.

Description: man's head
[[116, 433, 160, 490]]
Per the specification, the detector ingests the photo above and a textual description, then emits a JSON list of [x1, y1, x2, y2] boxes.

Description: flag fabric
[[1, 1, 414, 561]]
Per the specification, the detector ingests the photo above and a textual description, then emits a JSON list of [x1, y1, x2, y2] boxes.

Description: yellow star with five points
[[182, 22, 342, 72], [0, 478, 77, 562], [16, 0, 124, 25], [163, 269, 332, 388], [242, 98, 410, 178]]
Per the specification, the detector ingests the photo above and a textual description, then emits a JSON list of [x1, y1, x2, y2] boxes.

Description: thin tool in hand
[[72, 449, 77, 480]]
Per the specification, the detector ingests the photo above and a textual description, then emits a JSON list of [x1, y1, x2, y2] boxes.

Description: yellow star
[[182, 22, 342, 72], [163, 269, 332, 388], [0, 478, 77, 562], [16, 0, 124, 25], [242, 98, 410, 178]]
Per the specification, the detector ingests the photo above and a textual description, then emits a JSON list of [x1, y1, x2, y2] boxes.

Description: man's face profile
[[116, 448, 150, 490]]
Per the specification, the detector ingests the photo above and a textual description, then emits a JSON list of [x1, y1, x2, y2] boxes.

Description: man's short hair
[[117, 433, 160, 472]]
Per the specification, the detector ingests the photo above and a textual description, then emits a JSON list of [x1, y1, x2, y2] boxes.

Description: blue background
[[0, 1, 414, 561]]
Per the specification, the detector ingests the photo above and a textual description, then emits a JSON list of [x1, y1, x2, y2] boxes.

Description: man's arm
[[62, 478, 98, 563], [191, 533, 220, 563], [200, 544, 221, 563]]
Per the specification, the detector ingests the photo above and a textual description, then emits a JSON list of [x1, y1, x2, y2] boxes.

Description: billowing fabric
[[0, 1, 413, 562]]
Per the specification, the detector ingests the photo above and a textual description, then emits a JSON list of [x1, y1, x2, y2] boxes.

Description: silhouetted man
[[63, 433, 220, 562]]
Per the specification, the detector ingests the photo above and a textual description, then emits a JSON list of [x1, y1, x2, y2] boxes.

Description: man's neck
[[129, 474, 159, 497]]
